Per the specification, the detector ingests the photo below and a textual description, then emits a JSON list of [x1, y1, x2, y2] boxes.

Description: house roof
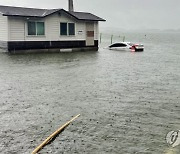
[[0, 5, 105, 21], [67, 11, 105, 21]]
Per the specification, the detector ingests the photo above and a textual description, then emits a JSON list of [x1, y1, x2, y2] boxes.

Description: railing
[[99, 33, 126, 44]]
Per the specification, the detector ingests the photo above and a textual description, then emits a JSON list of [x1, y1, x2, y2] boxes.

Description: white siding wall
[[46, 14, 60, 41], [0, 15, 8, 41], [94, 22, 99, 40], [45, 14, 86, 41], [8, 13, 89, 41], [8, 17, 25, 41]]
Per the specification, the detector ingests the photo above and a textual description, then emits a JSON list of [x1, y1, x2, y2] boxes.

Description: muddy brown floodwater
[[0, 32, 180, 154]]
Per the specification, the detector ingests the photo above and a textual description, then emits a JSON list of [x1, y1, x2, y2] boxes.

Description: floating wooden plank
[[32, 114, 80, 154]]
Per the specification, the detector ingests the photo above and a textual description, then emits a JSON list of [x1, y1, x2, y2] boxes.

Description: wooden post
[[111, 35, 113, 44], [123, 36, 125, 42], [100, 33, 102, 44]]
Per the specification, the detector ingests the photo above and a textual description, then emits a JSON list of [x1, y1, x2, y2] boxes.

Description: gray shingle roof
[[67, 11, 105, 21], [0, 5, 105, 21]]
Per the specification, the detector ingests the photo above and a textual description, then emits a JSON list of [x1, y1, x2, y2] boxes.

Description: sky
[[1, 0, 180, 31]]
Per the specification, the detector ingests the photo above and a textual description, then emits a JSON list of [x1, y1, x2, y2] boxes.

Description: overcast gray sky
[[1, 0, 180, 30]]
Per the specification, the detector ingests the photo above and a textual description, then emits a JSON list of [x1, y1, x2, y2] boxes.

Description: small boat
[[109, 42, 144, 52]]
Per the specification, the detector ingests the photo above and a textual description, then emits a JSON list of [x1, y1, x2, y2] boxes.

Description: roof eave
[[3, 14, 43, 18], [78, 19, 106, 22]]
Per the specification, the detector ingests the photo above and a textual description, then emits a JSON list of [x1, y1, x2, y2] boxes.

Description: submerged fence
[[99, 32, 147, 44], [99, 33, 126, 44]]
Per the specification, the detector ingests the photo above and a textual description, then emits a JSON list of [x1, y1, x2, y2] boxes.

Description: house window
[[60, 23, 67, 35], [28, 22, 45, 36], [28, 22, 36, 35], [68, 23, 75, 35], [60, 23, 75, 36]]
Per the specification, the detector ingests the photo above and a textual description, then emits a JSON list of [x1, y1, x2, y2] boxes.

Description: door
[[86, 23, 94, 46]]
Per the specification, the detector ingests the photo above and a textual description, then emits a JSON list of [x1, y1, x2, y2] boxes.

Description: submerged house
[[0, 1, 105, 53]]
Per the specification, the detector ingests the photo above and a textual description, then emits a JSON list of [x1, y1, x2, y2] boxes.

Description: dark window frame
[[60, 22, 68, 36], [60, 22, 75, 36], [27, 21, 45, 36], [68, 23, 75, 36]]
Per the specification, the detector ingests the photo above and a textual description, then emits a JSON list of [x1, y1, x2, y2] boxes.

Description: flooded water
[[0, 32, 180, 154]]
